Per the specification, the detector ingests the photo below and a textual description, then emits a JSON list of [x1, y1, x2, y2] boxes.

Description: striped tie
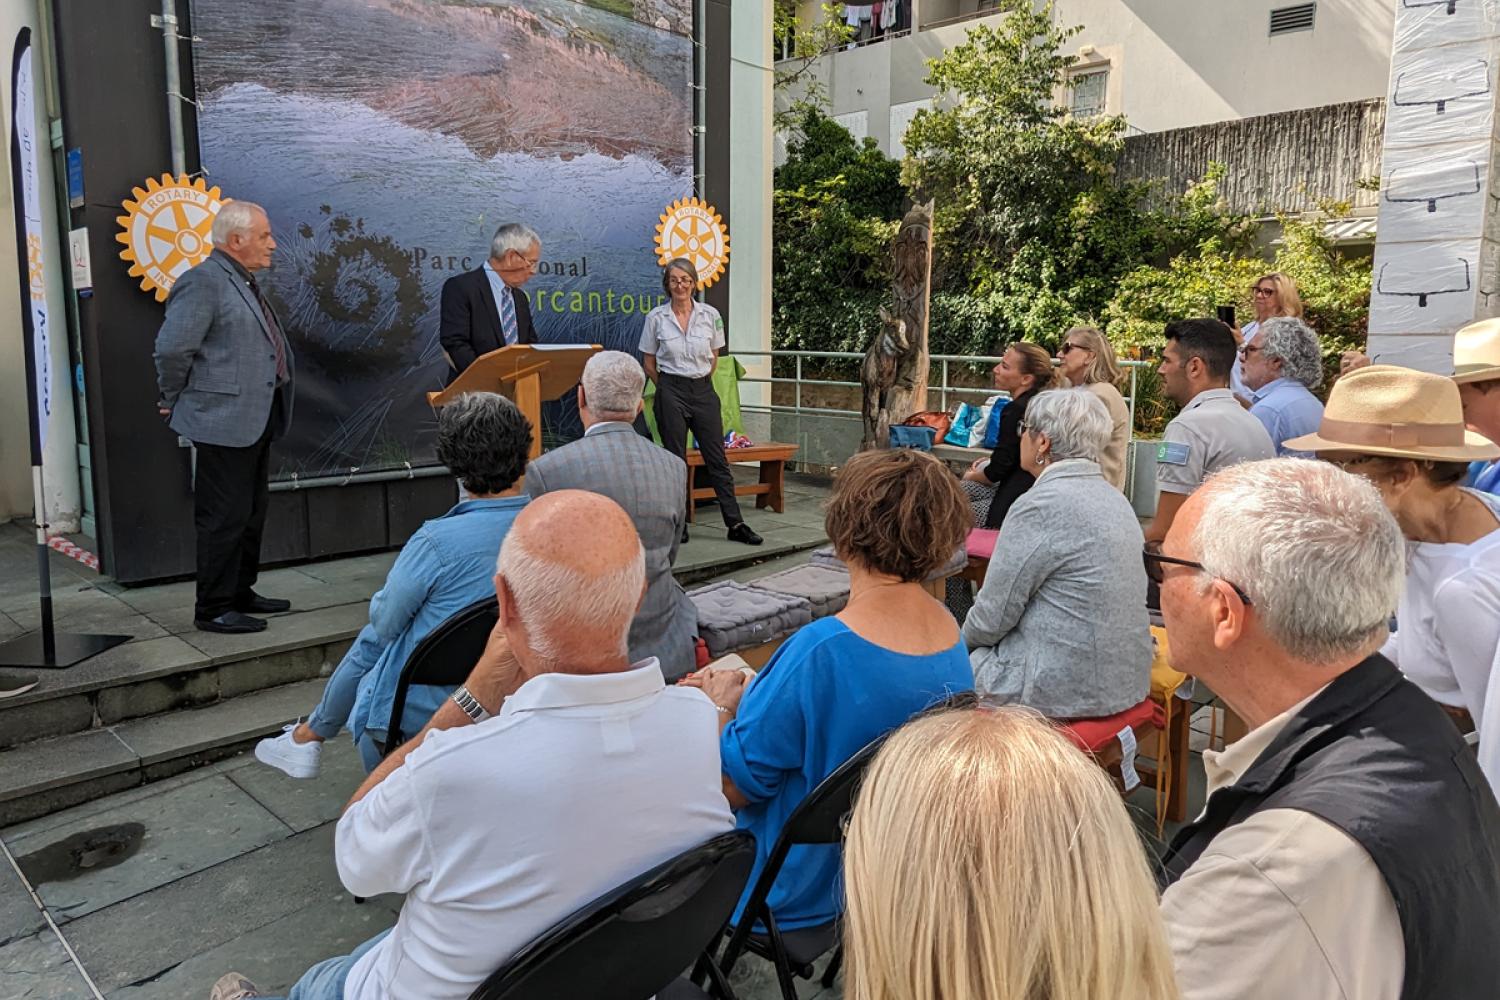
[[499, 287, 518, 346]]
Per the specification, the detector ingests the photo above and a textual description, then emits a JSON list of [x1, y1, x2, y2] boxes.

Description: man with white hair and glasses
[[439, 222, 540, 382], [1147, 458, 1500, 1000], [523, 351, 699, 678], [154, 200, 295, 635], [211, 491, 734, 1000], [1239, 315, 1325, 457]]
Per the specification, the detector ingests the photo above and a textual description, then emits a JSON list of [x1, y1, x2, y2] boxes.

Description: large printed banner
[[11, 28, 50, 457], [190, 0, 693, 478]]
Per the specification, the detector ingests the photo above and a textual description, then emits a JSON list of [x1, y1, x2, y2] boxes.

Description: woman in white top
[[1232, 271, 1303, 403], [1286, 365, 1500, 796], [640, 257, 762, 546], [1057, 326, 1130, 491]]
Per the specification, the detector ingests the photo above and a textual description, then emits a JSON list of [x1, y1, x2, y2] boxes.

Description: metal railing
[[733, 349, 1144, 445], [919, 6, 1009, 31]]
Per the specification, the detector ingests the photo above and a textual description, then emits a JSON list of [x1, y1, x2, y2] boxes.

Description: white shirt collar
[[583, 420, 632, 437], [501, 659, 665, 718], [1201, 683, 1331, 799]]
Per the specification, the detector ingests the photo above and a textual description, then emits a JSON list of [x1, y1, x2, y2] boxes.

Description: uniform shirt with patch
[[1157, 388, 1275, 496], [639, 301, 725, 378]]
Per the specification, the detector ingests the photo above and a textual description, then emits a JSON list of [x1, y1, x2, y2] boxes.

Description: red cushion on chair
[[1059, 698, 1164, 753], [965, 528, 1000, 560]]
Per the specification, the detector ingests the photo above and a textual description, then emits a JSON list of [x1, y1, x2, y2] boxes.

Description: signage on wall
[[68, 227, 92, 295], [115, 173, 223, 302], [65, 147, 83, 209], [655, 196, 729, 290]]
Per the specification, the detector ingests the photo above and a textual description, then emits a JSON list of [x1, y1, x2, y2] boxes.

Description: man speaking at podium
[[439, 223, 539, 383]]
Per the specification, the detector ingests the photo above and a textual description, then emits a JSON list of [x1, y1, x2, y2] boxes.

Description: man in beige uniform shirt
[[1149, 458, 1500, 1000]]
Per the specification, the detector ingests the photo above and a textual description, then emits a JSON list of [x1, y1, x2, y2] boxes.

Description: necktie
[[247, 276, 289, 383], [499, 286, 518, 346]]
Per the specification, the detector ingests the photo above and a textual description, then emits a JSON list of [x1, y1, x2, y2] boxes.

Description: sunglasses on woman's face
[[1253, 286, 1276, 297], [1142, 540, 1254, 606], [1059, 343, 1087, 355]]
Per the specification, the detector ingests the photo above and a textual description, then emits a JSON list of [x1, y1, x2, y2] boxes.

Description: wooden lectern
[[427, 345, 601, 459]]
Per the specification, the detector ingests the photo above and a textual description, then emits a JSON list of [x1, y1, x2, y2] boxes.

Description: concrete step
[[0, 678, 324, 827], [0, 605, 362, 752]]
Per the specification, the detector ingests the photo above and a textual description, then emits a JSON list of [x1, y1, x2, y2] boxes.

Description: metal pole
[[693, 0, 704, 197], [30, 467, 54, 661], [158, 0, 186, 176]]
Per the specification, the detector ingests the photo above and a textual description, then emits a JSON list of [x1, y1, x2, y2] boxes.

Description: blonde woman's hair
[[1007, 342, 1060, 392], [1062, 325, 1122, 387], [844, 705, 1180, 1000], [1256, 271, 1304, 319]]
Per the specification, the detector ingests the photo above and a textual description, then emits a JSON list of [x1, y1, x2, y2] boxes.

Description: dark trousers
[[655, 372, 742, 526], [192, 399, 278, 619]]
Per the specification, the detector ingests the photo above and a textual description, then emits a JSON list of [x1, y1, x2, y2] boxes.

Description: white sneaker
[[254, 724, 321, 779]]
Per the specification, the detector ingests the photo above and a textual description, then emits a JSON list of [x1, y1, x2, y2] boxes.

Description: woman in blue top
[[683, 448, 975, 935], [253, 392, 532, 777]]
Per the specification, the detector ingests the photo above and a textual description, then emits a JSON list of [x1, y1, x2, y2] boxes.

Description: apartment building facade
[[780, 0, 1397, 163]]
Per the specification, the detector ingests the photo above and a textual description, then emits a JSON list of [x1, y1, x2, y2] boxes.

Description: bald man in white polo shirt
[[211, 492, 733, 1000]]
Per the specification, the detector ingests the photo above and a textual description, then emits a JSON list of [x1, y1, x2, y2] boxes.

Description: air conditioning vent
[[1270, 3, 1317, 35]]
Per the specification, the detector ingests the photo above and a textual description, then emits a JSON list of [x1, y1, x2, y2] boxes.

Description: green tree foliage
[[768, 1, 1373, 433], [771, 105, 903, 359], [898, 3, 1259, 357]]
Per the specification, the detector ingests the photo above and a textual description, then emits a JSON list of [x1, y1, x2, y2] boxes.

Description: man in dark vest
[[1148, 457, 1500, 1000]]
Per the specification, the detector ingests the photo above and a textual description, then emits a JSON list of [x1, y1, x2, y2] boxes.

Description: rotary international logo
[[655, 196, 729, 290], [116, 174, 224, 302]]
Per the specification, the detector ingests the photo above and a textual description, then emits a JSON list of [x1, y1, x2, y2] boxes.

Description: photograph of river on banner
[[190, 0, 693, 479]]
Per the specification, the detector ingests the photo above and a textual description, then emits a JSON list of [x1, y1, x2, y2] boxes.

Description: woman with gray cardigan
[[962, 388, 1153, 718]]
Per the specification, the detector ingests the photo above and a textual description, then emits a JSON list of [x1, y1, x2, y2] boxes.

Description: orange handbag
[[902, 411, 953, 441]]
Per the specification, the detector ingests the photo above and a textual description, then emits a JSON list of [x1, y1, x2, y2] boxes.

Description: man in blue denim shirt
[[255, 392, 532, 776]]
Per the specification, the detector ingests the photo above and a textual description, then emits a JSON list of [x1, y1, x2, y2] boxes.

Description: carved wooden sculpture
[[861, 201, 934, 450]]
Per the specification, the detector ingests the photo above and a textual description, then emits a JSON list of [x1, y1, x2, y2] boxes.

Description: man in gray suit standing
[[154, 201, 295, 635], [524, 351, 699, 678]]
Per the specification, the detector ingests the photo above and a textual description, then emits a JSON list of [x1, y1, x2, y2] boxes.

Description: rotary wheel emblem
[[116, 174, 224, 302], [655, 196, 729, 290]]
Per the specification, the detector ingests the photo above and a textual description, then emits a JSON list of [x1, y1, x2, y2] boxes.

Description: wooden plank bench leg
[[757, 458, 786, 512]]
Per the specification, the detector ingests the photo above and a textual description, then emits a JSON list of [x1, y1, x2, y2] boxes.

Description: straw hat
[[1452, 317, 1500, 385], [1284, 365, 1500, 462]]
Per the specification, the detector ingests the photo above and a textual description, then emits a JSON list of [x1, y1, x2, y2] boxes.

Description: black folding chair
[[709, 735, 888, 1000], [468, 830, 757, 1000], [381, 595, 499, 754]]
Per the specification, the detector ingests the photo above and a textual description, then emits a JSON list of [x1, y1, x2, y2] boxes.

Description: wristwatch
[[451, 685, 491, 724]]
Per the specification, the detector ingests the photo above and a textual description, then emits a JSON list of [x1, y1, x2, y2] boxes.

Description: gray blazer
[[962, 459, 1152, 718], [154, 251, 295, 448], [524, 422, 698, 678]]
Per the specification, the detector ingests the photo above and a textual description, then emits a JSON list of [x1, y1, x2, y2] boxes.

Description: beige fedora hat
[[1452, 317, 1500, 385], [1284, 365, 1500, 462]]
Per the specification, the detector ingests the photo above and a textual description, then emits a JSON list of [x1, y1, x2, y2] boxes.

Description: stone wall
[[1117, 99, 1387, 216]]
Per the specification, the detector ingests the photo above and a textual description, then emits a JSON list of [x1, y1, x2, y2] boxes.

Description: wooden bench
[[684, 443, 798, 523]]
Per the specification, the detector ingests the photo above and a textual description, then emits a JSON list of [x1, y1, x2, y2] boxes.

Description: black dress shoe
[[727, 522, 763, 546], [195, 611, 268, 634], [237, 593, 291, 614], [682, 524, 691, 545]]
